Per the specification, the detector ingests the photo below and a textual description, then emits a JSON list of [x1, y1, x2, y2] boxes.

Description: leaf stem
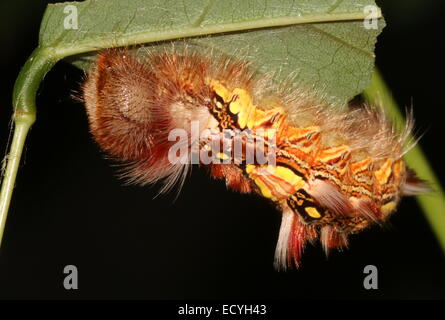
[[0, 48, 57, 247], [363, 69, 445, 253], [0, 116, 33, 247]]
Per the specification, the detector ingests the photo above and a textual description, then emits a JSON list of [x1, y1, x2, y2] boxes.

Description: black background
[[0, 0, 444, 299]]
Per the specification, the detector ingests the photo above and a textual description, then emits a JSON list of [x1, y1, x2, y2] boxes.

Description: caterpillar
[[82, 46, 427, 270]]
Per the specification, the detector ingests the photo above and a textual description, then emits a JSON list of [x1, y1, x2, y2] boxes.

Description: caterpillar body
[[82, 47, 426, 270]]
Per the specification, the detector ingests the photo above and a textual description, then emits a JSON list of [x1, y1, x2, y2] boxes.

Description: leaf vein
[[192, 0, 216, 27]]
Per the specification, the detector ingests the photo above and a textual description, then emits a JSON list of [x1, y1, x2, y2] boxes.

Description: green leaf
[[40, 0, 384, 105]]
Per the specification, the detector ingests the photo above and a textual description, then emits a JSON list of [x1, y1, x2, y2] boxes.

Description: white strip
[[274, 207, 294, 271]]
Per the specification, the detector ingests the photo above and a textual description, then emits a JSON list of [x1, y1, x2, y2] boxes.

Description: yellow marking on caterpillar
[[252, 176, 274, 199], [274, 166, 305, 190], [245, 164, 256, 175], [375, 158, 393, 185], [305, 207, 321, 219], [381, 201, 397, 215], [208, 79, 231, 102], [249, 108, 265, 129], [246, 164, 305, 201], [228, 88, 255, 129]]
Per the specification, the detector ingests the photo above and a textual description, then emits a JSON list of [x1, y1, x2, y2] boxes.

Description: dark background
[[0, 0, 444, 299]]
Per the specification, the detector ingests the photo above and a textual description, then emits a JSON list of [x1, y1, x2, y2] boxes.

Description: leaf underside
[[40, 0, 384, 105]]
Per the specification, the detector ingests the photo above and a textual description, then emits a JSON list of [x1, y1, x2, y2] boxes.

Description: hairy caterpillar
[[82, 46, 427, 270]]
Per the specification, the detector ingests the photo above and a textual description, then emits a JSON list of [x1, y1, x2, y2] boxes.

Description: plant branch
[[0, 48, 57, 247], [363, 69, 445, 253]]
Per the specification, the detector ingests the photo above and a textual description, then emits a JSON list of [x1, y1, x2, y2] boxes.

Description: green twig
[[363, 69, 445, 253], [0, 48, 57, 247], [0, 117, 33, 247]]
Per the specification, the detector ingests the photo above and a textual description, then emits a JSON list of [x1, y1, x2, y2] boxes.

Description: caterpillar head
[[83, 49, 213, 190]]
